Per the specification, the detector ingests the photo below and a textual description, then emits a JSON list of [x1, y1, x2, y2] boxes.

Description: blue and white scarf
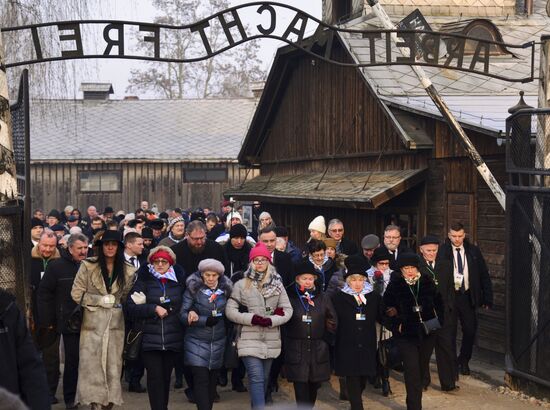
[[341, 281, 373, 304], [148, 264, 178, 283], [201, 287, 224, 303], [168, 232, 185, 244]]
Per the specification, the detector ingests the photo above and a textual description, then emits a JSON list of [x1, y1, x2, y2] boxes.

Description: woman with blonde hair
[[225, 243, 292, 409]]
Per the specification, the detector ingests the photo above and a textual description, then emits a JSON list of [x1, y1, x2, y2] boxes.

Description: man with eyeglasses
[[381, 224, 412, 270], [327, 219, 359, 256]]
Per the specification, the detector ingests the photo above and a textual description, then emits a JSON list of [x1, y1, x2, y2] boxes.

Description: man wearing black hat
[[148, 219, 166, 246], [47, 209, 62, 228], [273, 226, 301, 264], [103, 206, 114, 220], [141, 227, 155, 250], [418, 235, 457, 392], [65, 215, 80, 232]]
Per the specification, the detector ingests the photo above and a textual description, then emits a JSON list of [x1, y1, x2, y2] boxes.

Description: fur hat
[[294, 260, 318, 279], [230, 223, 248, 239], [198, 258, 225, 275], [308, 215, 326, 234], [141, 227, 154, 239], [48, 209, 61, 220], [344, 254, 370, 279], [249, 242, 272, 263], [370, 247, 392, 264], [361, 234, 380, 250], [31, 217, 44, 228], [397, 253, 420, 269], [323, 238, 338, 249], [148, 245, 176, 266]]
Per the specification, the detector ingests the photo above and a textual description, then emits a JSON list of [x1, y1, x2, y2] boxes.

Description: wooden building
[[29, 84, 258, 212], [226, 0, 548, 356]]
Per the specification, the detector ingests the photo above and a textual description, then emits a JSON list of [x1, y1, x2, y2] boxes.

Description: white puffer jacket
[[226, 269, 292, 359]]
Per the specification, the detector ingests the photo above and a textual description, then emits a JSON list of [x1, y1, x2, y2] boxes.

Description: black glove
[[206, 316, 220, 327]]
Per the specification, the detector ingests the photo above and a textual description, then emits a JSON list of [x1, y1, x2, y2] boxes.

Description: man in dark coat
[[438, 222, 493, 376], [171, 221, 228, 276], [29, 230, 60, 404], [327, 218, 359, 256], [258, 227, 294, 287], [418, 235, 457, 392], [273, 226, 302, 264], [37, 233, 89, 409], [381, 224, 413, 270], [0, 289, 50, 410]]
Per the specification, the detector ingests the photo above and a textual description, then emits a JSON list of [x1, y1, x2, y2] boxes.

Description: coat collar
[[31, 244, 60, 260]]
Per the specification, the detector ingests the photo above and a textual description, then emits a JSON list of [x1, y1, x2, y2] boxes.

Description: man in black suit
[[381, 224, 413, 270], [327, 218, 359, 256], [258, 226, 294, 287], [418, 235, 458, 392], [439, 222, 493, 376]]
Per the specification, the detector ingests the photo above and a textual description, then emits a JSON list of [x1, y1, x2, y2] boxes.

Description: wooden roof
[[225, 169, 427, 209]]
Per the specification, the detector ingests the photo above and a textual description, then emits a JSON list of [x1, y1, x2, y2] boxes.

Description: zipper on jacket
[[161, 317, 165, 350]]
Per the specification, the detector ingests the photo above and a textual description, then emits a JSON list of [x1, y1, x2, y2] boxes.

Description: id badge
[[265, 306, 272, 315], [40, 271, 45, 279], [413, 305, 422, 313], [302, 315, 312, 323], [454, 273, 463, 290], [355, 313, 366, 321], [160, 296, 171, 304], [212, 310, 223, 317]]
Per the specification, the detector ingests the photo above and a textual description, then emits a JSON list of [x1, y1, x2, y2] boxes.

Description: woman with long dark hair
[[71, 230, 136, 409]]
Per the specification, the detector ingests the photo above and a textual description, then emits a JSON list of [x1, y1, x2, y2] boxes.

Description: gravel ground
[[52, 362, 548, 409]]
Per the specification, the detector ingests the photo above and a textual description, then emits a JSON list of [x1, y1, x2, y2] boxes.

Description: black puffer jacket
[[0, 290, 50, 410], [126, 264, 186, 352], [37, 249, 81, 333], [383, 272, 444, 340]]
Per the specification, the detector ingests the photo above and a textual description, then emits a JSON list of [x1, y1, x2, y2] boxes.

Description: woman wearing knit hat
[[215, 211, 256, 247], [283, 260, 337, 409], [332, 254, 382, 410], [257, 211, 275, 237], [126, 246, 186, 410], [181, 259, 232, 410], [383, 253, 443, 410], [225, 242, 292, 409], [307, 215, 326, 242]]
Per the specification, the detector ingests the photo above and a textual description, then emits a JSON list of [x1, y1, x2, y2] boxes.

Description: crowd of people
[[0, 199, 494, 410]]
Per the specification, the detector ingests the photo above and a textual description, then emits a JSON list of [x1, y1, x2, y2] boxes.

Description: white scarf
[[148, 264, 178, 283]]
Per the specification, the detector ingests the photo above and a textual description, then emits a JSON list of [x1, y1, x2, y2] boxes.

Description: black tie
[[429, 261, 434, 269], [130, 257, 136, 267], [456, 248, 465, 292]]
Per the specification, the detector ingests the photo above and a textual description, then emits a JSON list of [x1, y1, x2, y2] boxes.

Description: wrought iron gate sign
[[1, 2, 535, 82]]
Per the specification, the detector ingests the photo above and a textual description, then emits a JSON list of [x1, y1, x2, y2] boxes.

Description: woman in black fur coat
[[383, 253, 444, 410]]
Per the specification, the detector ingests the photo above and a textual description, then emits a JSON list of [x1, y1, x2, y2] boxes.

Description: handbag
[[421, 316, 442, 335], [123, 327, 144, 361], [377, 326, 403, 370], [66, 293, 85, 333]]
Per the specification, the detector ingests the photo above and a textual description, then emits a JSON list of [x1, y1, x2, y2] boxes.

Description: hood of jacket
[[186, 271, 232, 297]]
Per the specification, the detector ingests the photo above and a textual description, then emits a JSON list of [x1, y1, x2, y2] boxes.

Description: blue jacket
[[126, 264, 186, 352], [180, 272, 232, 369]]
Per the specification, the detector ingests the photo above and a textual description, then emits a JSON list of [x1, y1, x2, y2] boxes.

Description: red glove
[[251, 314, 272, 327], [374, 270, 384, 280], [274, 307, 284, 316]]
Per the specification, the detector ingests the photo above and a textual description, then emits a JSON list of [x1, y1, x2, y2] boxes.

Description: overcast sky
[[85, 0, 322, 99]]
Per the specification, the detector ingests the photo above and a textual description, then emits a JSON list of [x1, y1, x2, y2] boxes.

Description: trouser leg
[[143, 351, 168, 410], [41, 334, 60, 398], [62, 333, 79, 405], [397, 338, 423, 410], [191, 366, 212, 410], [345, 376, 365, 410], [455, 292, 477, 364], [435, 321, 458, 388]]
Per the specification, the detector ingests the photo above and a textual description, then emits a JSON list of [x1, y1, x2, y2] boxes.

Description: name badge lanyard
[[295, 286, 313, 323], [425, 264, 438, 286], [355, 295, 366, 320], [156, 278, 168, 303], [408, 280, 423, 322], [209, 292, 223, 317]]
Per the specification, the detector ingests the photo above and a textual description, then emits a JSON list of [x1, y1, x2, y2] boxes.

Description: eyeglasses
[[153, 259, 170, 265], [384, 236, 400, 240], [253, 258, 268, 264], [189, 236, 206, 242], [377, 261, 390, 266], [329, 228, 344, 232]]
